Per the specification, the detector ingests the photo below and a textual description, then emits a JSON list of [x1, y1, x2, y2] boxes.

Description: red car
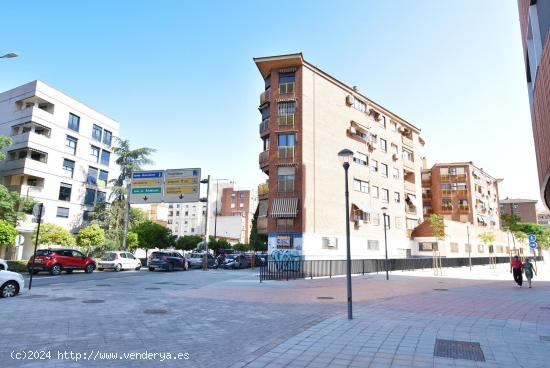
[[27, 249, 96, 275]]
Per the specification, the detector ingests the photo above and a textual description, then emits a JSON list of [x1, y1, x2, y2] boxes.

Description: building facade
[[518, 0, 550, 209], [219, 187, 257, 243], [499, 198, 538, 223], [0, 80, 119, 259], [254, 53, 424, 259], [421, 162, 502, 229], [537, 210, 550, 226]]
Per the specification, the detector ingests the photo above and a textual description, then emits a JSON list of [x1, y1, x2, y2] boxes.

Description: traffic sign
[[164, 168, 201, 203], [129, 170, 164, 204], [528, 234, 536, 242], [529, 241, 538, 249]]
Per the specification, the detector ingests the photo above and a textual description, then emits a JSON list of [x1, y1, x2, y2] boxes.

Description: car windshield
[[150, 252, 166, 258], [35, 250, 53, 256], [101, 252, 117, 261]]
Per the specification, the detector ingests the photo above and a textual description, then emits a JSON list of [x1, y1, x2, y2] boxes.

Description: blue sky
[[0, 1, 539, 204]]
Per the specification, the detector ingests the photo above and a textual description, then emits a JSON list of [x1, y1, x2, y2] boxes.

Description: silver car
[[188, 253, 215, 268], [97, 251, 142, 272], [0, 269, 24, 298]]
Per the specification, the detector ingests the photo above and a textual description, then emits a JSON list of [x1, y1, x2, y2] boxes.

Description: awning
[[271, 198, 299, 218], [276, 97, 297, 102]]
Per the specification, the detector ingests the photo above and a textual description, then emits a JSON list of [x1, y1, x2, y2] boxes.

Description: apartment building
[[518, 0, 550, 209], [0, 80, 119, 259], [219, 187, 257, 243], [499, 198, 538, 223], [538, 211, 550, 226], [254, 53, 424, 260], [166, 202, 207, 236], [133, 203, 169, 227], [421, 162, 501, 229]]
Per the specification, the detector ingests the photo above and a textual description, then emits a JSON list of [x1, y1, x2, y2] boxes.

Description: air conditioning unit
[[346, 95, 355, 106]]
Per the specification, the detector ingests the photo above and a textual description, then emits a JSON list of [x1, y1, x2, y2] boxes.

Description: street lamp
[[1, 53, 18, 59], [338, 148, 354, 320], [381, 206, 389, 280]]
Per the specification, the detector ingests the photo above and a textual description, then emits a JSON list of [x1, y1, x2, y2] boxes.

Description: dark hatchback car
[[147, 251, 188, 272]]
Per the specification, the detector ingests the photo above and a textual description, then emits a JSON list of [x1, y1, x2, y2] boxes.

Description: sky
[[0, 0, 540, 206]]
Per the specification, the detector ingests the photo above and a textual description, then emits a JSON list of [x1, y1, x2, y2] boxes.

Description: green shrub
[[7, 260, 28, 273]]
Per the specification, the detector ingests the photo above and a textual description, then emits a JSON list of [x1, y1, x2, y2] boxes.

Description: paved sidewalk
[[237, 262, 550, 368]]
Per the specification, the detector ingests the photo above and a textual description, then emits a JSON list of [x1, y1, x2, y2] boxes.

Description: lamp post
[[338, 148, 354, 320], [0, 53, 18, 59], [467, 225, 471, 271], [381, 206, 389, 280]]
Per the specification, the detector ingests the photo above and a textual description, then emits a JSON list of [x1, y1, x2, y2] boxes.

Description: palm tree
[[111, 138, 156, 200]]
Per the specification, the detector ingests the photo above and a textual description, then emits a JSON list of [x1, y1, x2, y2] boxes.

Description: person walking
[[522, 258, 537, 288], [511, 255, 523, 287]]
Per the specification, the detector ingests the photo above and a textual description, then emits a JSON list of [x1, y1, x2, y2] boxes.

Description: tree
[[34, 223, 75, 246], [208, 237, 230, 253], [515, 222, 550, 249], [175, 235, 203, 251], [478, 232, 496, 252], [428, 214, 445, 241], [233, 243, 252, 252], [127, 231, 139, 250], [76, 224, 106, 255], [0, 219, 17, 246], [111, 138, 156, 200], [501, 214, 521, 233], [89, 202, 147, 248], [0, 135, 13, 161], [249, 210, 268, 251], [0, 184, 36, 224], [133, 221, 173, 257]]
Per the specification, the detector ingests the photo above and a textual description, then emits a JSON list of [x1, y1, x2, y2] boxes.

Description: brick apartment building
[[254, 53, 425, 259], [499, 198, 538, 223], [219, 187, 255, 243]]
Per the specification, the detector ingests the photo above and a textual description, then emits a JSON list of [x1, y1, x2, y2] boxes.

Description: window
[[98, 170, 108, 187], [395, 217, 402, 229], [96, 191, 106, 203], [380, 163, 388, 178], [63, 159, 75, 178], [278, 167, 295, 192], [402, 147, 414, 161], [240, 193, 246, 199], [239, 203, 244, 208], [394, 192, 401, 203], [103, 130, 112, 146], [58, 183, 72, 201], [406, 218, 418, 230], [379, 138, 387, 152], [372, 213, 380, 225], [276, 218, 294, 230], [441, 199, 452, 210], [278, 101, 295, 116], [100, 150, 111, 166], [65, 136, 77, 155], [440, 167, 449, 175], [380, 116, 386, 128], [391, 143, 399, 155], [353, 98, 367, 113], [278, 133, 296, 147], [419, 242, 437, 251], [390, 121, 397, 132], [381, 189, 389, 203], [372, 186, 379, 198], [353, 179, 369, 193], [68, 113, 80, 132], [367, 240, 379, 251], [84, 189, 96, 205], [478, 244, 484, 253], [264, 74, 271, 90], [90, 145, 100, 162], [56, 207, 69, 218], [92, 124, 103, 141], [371, 159, 378, 173], [353, 152, 368, 166], [231, 203, 236, 209], [450, 242, 459, 253], [393, 168, 400, 179], [87, 167, 98, 185]]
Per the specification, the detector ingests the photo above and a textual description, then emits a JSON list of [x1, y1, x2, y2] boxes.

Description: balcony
[[1, 157, 48, 176], [10, 130, 51, 150], [260, 89, 271, 105], [459, 205, 470, 211], [277, 114, 295, 126], [259, 119, 269, 134], [457, 174, 467, 181], [259, 150, 269, 169], [405, 205, 417, 215], [441, 189, 452, 196], [404, 181, 416, 193], [455, 189, 468, 196], [421, 180, 431, 187], [278, 146, 295, 159], [257, 217, 268, 234], [279, 82, 295, 94], [258, 183, 269, 198], [422, 192, 432, 200], [403, 158, 415, 171], [402, 135, 414, 148], [441, 206, 453, 213], [440, 174, 450, 181]]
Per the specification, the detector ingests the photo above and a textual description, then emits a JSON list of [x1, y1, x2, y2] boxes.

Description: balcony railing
[[459, 205, 469, 211], [441, 206, 453, 212], [259, 150, 269, 168], [406, 205, 417, 215], [455, 189, 468, 196], [456, 174, 467, 181], [279, 82, 295, 94], [404, 181, 416, 192], [258, 183, 269, 197], [277, 179, 295, 193], [260, 89, 270, 105], [402, 135, 414, 147], [277, 114, 295, 126], [259, 119, 269, 134], [440, 174, 450, 181], [278, 146, 295, 159], [403, 159, 415, 171]]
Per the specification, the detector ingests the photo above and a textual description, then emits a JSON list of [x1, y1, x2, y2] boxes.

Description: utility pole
[[467, 225, 471, 271], [200, 175, 211, 270], [29, 203, 44, 290], [122, 169, 132, 250]]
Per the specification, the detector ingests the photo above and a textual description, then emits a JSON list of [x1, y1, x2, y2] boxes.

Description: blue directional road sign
[[528, 234, 536, 242], [529, 242, 538, 249]]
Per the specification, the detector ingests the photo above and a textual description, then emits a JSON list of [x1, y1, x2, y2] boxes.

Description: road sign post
[[129, 171, 164, 204], [29, 203, 44, 290], [164, 168, 201, 203]]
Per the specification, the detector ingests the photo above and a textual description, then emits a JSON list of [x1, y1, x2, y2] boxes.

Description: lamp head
[[338, 148, 354, 167]]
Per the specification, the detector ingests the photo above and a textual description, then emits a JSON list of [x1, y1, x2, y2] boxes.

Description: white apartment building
[[0, 80, 119, 259]]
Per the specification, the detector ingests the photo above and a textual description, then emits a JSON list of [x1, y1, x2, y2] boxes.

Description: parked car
[[27, 249, 96, 275], [223, 254, 249, 269], [97, 251, 142, 272], [0, 258, 7, 270], [0, 269, 24, 298], [243, 253, 265, 267], [147, 251, 188, 272], [188, 253, 215, 268]]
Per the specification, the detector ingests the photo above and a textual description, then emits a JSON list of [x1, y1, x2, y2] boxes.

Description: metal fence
[[259, 256, 542, 282]]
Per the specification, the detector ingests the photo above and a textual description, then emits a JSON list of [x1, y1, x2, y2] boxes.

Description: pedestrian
[[522, 258, 537, 288], [510, 255, 523, 287]]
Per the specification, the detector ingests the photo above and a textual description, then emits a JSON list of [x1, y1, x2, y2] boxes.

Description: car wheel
[[168, 263, 174, 272], [114, 264, 122, 272], [50, 264, 62, 276], [0, 265, 4, 270], [66, 270, 73, 274], [135, 262, 141, 271], [148, 267, 155, 272], [85, 264, 94, 274], [0, 281, 19, 298]]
